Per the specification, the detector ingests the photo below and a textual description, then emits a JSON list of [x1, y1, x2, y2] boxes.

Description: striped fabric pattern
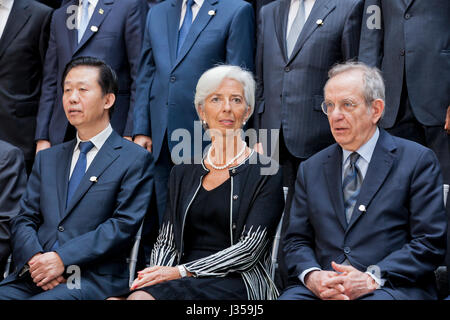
[[149, 224, 279, 300]]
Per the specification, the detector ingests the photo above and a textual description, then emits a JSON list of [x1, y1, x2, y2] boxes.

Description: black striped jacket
[[150, 151, 284, 299]]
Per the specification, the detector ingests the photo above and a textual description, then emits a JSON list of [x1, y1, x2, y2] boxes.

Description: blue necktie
[[66, 141, 94, 207], [177, 0, 194, 57], [78, 0, 90, 43], [342, 152, 362, 224]]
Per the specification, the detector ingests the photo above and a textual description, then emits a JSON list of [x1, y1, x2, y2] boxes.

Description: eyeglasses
[[321, 99, 364, 115]]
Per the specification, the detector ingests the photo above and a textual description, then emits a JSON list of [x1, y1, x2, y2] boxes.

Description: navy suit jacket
[[0, 0, 52, 161], [254, 0, 363, 159], [0, 141, 26, 266], [133, 0, 255, 161], [359, 0, 450, 128], [35, 0, 147, 144], [5, 131, 154, 299], [283, 129, 447, 299]]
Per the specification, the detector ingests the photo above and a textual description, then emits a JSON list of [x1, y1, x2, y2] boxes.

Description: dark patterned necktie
[[343, 152, 362, 224]]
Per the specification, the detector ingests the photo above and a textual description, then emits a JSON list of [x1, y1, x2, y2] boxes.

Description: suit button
[[284, 67, 290, 72], [231, 168, 236, 174], [344, 247, 351, 254], [58, 226, 64, 232], [170, 76, 176, 82], [232, 223, 237, 230], [233, 195, 238, 200], [404, 13, 411, 19], [400, 49, 405, 56]]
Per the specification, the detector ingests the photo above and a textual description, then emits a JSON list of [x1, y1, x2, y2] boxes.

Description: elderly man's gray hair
[[194, 65, 255, 120], [327, 61, 385, 116]]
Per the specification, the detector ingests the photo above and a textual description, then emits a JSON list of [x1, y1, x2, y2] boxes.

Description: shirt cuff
[[299, 267, 322, 286], [365, 271, 385, 288]]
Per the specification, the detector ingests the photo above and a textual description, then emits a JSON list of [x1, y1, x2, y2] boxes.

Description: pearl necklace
[[207, 142, 247, 170]]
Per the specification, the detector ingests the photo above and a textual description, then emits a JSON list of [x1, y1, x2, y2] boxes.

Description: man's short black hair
[[62, 56, 118, 114]]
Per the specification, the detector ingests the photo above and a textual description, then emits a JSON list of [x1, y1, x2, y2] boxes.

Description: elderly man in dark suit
[[280, 61, 447, 300], [0, 0, 52, 174], [0, 140, 27, 279], [0, 57, 154, 300], [35, 0, 147, 154], [254, 0, 364, 289]]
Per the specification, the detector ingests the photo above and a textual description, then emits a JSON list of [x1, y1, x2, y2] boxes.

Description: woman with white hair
[[114, 65, 284, 300]]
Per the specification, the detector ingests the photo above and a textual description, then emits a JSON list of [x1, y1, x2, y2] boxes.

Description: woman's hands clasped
[[130, 266, 183, 291]]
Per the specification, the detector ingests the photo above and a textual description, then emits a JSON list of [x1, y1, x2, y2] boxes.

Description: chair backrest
[[270, 186, 289, 280], [128, 220, 145, 288], [444, 184, 449, 208]]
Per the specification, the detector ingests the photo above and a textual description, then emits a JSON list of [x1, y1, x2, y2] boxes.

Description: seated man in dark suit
[[280, 61, 447, 300], [0, 57, 154, 300], [0, 140, 27, 278]]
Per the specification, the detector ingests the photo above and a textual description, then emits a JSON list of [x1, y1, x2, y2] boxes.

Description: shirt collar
[[183, 0, 204, 7], [79, 0, 98, 7], [0, 0, 14, 10], [75, 123, 113, 152], [342, 127, 380, 165]]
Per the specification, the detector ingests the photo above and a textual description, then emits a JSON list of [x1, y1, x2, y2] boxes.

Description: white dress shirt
[[77, 0, 98, 29], [300, 128, 386, 288], [0, 0, 14, 40], [286, 0, 316, 37], [179, 0, 204, 29], [69, 124, 113, 178]]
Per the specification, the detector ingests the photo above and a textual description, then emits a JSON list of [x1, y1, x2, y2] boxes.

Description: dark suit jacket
[[0, 0, 52, 161], [0, 140, 26, 268], [4, 130, 154, 299], [35, 0, 147, 145], [359, 0, 450, 128], [132, 0, 255, 161], [283, 129, 447, 299], [254, 0, 363, 159]]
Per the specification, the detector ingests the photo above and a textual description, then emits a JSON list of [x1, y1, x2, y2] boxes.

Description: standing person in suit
[[0, 140, 27, 279], [0, 57, 154, 300], [133, 0, 255, 224], [35, 0, 147, 154], [280, 62, 447, 300], [254, 0, 364, 290], [0, 0, 52, 174], [359, 0, 450, 186]]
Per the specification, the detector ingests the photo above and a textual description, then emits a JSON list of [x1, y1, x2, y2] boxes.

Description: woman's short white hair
[[194, 65, 255, 121]]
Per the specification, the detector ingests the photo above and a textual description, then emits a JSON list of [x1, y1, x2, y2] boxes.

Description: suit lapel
[[56, 140, 77, 221], [324, 145, 347, 231], [74, 0, 113, 54], [0, 0, 31, 60], [274, 0, 289, 63], [403, 0, 415, 10], [62, 131, 122, 221], [346, 130, 396, 232], [287, 0, 335, 64], [172, 0, 218, 71], [167, 0, 182, 69]]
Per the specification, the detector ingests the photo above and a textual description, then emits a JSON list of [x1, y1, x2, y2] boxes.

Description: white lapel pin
[[90, 26, 98, 33], [99, 8, 104, 15], [316, 19, 324, 26], [208, 10, 216, 16], [358, 205, 366, 212], [90, 176, 98, 183]]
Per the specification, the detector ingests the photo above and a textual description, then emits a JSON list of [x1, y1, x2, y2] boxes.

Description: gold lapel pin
[[99, 8, 104, 15], [90, 176, 98, 183], [208, 10, 216, 16], [316, 19, 324, 26], [90, 26, 98, 33], [358, 204, 366, 212]]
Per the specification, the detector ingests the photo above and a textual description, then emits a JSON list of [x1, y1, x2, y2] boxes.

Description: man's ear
[[104, 93, 116, 111], [371, 99, 384, 124]]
